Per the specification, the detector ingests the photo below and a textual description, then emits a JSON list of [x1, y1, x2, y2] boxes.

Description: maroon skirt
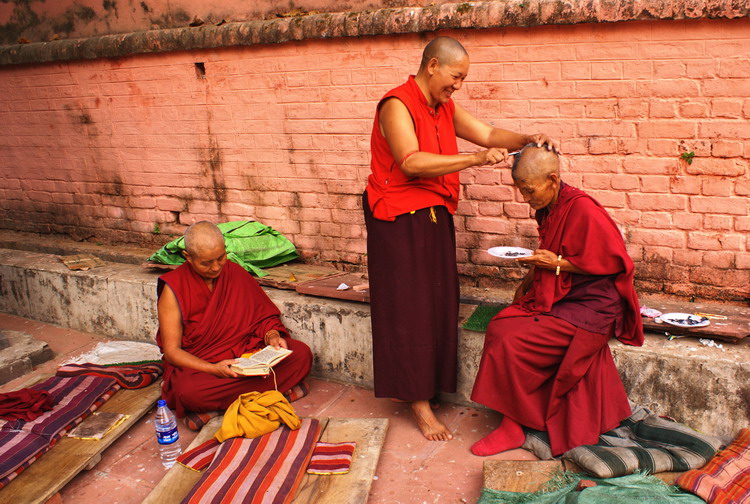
[[363, 192, 459, 400]]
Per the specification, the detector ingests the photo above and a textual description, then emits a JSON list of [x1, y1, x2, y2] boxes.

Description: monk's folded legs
[[170, 338, 312, 415]]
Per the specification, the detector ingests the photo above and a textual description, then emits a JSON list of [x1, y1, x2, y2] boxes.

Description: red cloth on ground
[[471, 183, 643, 456], [365, 75, 460, 221], [0, 388, 54, 421], [156, 261, 312, 417]]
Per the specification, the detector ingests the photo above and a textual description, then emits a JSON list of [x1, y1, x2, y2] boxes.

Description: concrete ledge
[[0, 247, 748, 439], [1, 0, 748, 66]]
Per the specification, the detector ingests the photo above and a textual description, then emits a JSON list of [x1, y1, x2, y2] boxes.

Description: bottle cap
[[157, 399, 167, 407]]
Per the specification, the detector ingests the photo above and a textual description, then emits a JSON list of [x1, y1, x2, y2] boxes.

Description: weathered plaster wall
[[0, 2, 749, 301], [1, 248, 748, 438], [0, 0, 447, 45]]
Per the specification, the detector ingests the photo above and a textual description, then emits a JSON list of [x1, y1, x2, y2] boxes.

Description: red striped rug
[[182, 418, 320, 504], [677, 428, 750, 504]]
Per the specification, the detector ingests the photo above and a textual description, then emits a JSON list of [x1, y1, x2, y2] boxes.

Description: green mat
[[148, 220, 298, 277], [462, 304, 508, 332], [478, 471, 704, 504]]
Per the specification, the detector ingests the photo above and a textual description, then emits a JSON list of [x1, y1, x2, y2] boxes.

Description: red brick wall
[[1, 18, 748, 300]]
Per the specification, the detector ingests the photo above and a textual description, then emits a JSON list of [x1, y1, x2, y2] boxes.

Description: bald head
[[419, 36, 469, 72], [184, 221, 225, 257], [512, 144, 560, 184]]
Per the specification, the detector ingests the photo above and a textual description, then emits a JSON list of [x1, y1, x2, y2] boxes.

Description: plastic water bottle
[[154, 399, 182, 468]]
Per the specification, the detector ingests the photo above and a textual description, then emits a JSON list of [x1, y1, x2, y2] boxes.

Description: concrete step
[[0, 247, 747, 440], [0, 330, 54, 385]]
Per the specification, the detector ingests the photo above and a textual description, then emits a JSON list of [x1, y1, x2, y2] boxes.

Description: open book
[[230, 346, 293, 376]]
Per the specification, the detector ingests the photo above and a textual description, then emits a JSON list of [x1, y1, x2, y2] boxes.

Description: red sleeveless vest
[[365, 75, 460, 221]]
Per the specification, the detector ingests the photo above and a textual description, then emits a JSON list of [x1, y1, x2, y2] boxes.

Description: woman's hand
[[264, 330, 288, 350], [516, 249, 559, 270], [212, 359, 240, 378]]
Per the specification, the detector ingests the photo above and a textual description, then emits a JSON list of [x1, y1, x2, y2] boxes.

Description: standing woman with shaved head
[[363, 36, 558, 441]]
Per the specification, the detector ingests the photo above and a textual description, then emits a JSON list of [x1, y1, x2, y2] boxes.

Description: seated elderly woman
[[155, 221, 312, 420], [470, 145, 644, 457]]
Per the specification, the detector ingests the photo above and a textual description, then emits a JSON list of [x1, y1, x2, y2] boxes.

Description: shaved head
[[512, 144, 560, 183], [184, 221, 225, 257], [419, 36, 469, 71]]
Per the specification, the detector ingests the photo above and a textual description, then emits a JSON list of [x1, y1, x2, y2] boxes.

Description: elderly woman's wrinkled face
[[184, 245, 227, 280], [514, 174, 559, 210]]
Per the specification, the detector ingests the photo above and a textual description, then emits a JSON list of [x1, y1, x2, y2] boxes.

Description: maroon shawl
[[156, 261, 288, 410], [500, 183, 643, 346]]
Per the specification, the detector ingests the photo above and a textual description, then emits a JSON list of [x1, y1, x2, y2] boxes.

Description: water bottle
[[154, 399, 182, 468]]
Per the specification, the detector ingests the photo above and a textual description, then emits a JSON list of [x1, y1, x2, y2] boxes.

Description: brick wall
[[0, 17, 748, 301]]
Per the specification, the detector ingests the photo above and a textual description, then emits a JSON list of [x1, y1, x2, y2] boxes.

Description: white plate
[[658, 313, 710, 328], [487, 246, 533, 259]]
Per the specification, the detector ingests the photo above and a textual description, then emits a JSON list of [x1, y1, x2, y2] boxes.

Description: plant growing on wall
[[680, 151, 695, 165]]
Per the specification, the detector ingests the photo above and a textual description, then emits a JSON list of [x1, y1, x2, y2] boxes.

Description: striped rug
[[523, 405, 724, 478], [56, 362, 163, 389], [677, 428, 750, 504], [0, 375, 120, 488], [182, 418, 321, 504], [306, 441, 356, 475]]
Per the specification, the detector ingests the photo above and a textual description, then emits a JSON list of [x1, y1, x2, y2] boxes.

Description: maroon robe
[[471, 183, 643, 456], [156, 261, 312, 417]]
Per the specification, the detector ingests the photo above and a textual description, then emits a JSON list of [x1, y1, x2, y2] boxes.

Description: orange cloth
[[214, 390, 300, 443]]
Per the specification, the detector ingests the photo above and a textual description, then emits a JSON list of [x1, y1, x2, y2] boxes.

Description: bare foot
[[390, 398, 440, 410], [410, 400, 453, 441]]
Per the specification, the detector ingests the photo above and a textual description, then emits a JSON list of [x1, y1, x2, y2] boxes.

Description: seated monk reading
[[156, 221, 312, 418], [470, 145, 644, 457]]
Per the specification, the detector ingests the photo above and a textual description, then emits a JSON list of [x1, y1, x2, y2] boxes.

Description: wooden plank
[[256, 264, 344, 291], [483, 460, 564, 493], [0, 381, 161, 504], [296, 273, 370, 303], [145, 417, 387, 504], [292, 418, 388, 504], [143, 415, 225, 504], [641, 299, 749, 343]]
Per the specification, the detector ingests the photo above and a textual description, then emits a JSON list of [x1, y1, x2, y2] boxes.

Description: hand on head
[[526, 133, 560, 154]]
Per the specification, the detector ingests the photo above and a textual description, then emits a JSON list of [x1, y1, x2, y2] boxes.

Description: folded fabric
[[183, 418, 320, 504], [56, 362, 163, 389], [676, 427, 750, 504], [183, 382, 309, 433], [523, 405, 723, 478], [478, 472, 705, 504], [0, 388, 54, 421], [0, 375, 119, 488], [215, 390, 300, 443], [306, 441, 356, 475], [178, 439, 222, 472]]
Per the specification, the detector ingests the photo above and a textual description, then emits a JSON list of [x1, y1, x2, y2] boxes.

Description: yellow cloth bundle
[[214, 390, 300, 442]]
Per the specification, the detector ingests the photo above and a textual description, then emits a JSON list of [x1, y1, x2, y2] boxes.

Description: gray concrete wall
[[0, 247, 748, 439]]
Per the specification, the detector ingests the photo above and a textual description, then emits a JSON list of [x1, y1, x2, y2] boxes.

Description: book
[[66, 412, 129, 440], [230, 346, 293, 376]]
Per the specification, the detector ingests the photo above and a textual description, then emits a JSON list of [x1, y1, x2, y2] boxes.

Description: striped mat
[[523, 405, 724, 478], [182, 418, 321, 504], [676, 428, 750, 504], [306, 441, 356, 475], [56, 362, 163, 389], [0, 375, 120, 488]]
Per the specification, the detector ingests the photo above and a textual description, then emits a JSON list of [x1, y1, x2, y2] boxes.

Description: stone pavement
[[0, 312, 538, 503]]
